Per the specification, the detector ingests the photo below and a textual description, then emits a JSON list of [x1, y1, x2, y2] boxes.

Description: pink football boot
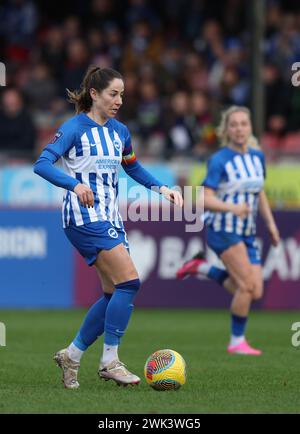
[[176, 252, 207, 280], [227, 340, 262, 356]]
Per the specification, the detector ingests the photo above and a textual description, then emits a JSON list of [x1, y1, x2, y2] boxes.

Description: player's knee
[[115, 278, 141, 293], [102, 285, 115, 294], [224, 278, 238, 294], [238, 275, 255, 294]]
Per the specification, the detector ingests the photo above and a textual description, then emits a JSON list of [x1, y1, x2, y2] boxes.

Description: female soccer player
[[34, 66, 183, 388], [176, 106, 280, 355]]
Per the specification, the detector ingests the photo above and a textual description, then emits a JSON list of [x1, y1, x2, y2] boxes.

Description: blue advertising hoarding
[[0, 209, 73, 308]]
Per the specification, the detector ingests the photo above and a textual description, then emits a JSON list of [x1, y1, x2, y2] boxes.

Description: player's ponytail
[[217, 105, 261, 149], [67, 65, 123, 113]]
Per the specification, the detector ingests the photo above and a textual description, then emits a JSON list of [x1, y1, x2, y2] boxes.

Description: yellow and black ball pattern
[[144, 349, 186, 391]]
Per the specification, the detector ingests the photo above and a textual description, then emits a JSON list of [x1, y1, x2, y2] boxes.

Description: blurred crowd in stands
[[0, 0, 300, 163]]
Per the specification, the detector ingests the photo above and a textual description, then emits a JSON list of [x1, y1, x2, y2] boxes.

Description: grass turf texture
[[0, 309, 299, 414]]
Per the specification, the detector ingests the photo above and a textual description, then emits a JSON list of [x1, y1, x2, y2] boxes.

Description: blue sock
[[73, 292, 112, 351], [104, 278, 140, 346], [207, 266, 229, 286], [231, 314, 248, 337]]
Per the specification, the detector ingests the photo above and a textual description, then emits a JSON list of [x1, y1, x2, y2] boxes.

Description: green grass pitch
[[0, 309, 299, 414]]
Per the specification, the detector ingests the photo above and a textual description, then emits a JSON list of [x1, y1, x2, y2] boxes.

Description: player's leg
[[95, 243, 138, 366], [67, 270, 115, 360], [53, 269, 115, 389], [176, 251, 229, 283], [176, 251, 239, 295], [250, 264, 263, 301], [223, 276, 238, 294], [220, 243, 261, 355], [244, 236, 264, 302], [54, 221, 122, 389], [94, 243, 141, 385]]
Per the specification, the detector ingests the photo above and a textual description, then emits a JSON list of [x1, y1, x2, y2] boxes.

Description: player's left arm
[[121, 129, 183, 207], [258, 190, 280, 246]]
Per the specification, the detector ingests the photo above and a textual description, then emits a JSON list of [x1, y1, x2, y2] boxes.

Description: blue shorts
[[207, 227, 261, 265], [64, 221, 129, 266]]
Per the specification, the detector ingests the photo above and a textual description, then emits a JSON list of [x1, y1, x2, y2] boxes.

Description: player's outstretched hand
[[160, 186, 183, 207], [74, 183, 94, 208]]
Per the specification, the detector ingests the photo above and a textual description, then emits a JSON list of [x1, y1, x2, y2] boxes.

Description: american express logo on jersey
[[95, 158, 121, 170]]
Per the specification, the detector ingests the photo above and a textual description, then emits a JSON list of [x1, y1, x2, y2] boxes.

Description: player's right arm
[[33, 124, 94, 207], [202, 155, 249, 218]]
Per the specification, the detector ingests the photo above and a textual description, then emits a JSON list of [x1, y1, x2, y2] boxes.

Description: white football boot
[[54, 348, 80, 389], [98, 360, 140, 386]]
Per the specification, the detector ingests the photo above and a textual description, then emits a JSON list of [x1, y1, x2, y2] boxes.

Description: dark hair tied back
[[67, 66, 123, 113]]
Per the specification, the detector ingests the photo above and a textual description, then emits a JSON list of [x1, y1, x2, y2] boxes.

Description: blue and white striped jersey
[[44, 113, 137, 229], [202, 146, 266, 236]]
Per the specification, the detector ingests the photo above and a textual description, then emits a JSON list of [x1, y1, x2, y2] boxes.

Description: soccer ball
[[144, 349, 186, 391]]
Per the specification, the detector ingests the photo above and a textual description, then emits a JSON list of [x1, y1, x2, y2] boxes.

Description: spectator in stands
[[188, 91, 217, 158], [125, 0, 160, 29], [120, 72, 139, 131], [0, 87, 36, 158], [166, 90, 193, 159], [22, 62, 58, 112], [40, 26, 65, 81], [136, 80, 164, 156], [265, 13, 300, 82], [263, 62, 289, 137], [122, 20, 163, 73], [61, 38, 90, 96], [88, 0, 120, 30], [62, 15, 82, 43], [0, 0, 38, 50], [219, 66, 250, 106]]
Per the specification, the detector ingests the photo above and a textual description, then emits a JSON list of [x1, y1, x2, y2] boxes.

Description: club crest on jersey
[[108, 228, 118, 239], [113, 139, 121, 151], [50, 131, 63, 144]]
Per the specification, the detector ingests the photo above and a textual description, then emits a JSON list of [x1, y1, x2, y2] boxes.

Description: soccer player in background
[[176, 106, 280, 355], [34, 66, 183, 389]]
